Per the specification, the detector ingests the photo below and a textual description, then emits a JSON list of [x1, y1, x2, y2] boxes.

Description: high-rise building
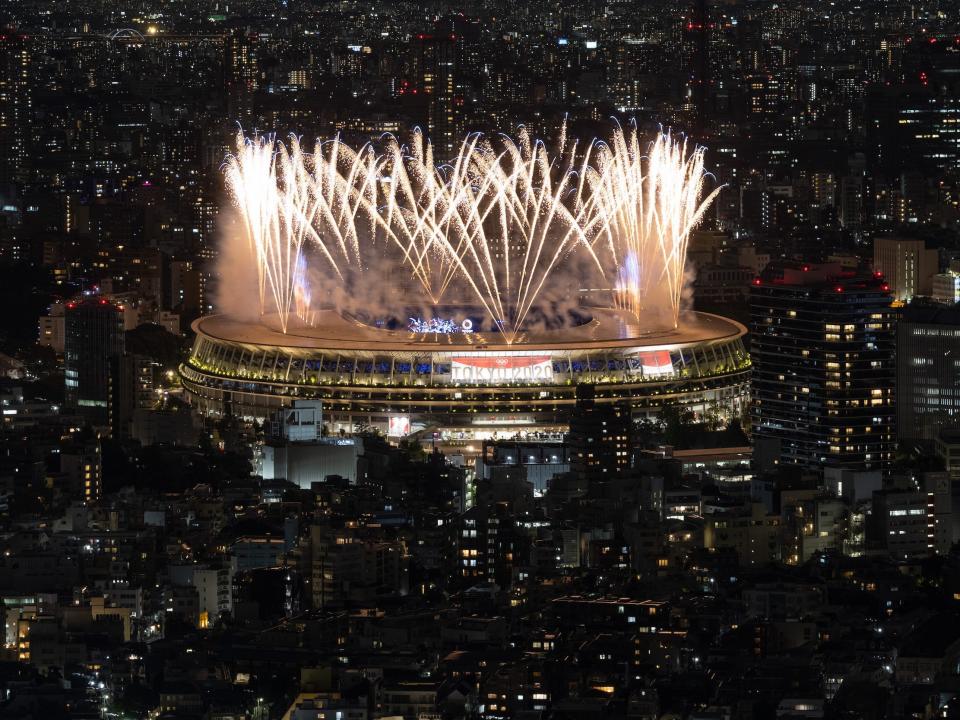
[[60, 439, 102, 505], [872, 236, 938, 303], [751, 263, 896, 472], [225, 30, 259, 122], [568, 384, 632, 479], [64, 298, 125, 428], [681, 0, 712, 130], [0, 34, 31, 183], [896, 303, 960, 443], [413, 32, 460, 161]]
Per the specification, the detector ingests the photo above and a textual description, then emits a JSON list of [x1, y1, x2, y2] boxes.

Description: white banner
[[451, 355, 553, 383]]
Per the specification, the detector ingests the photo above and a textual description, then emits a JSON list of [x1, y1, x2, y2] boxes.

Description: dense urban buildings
[[1, 1, 960, 719]]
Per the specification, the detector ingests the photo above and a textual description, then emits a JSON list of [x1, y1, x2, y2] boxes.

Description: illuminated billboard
[[451, 355, 553, 383], [388, 415, 411, 437], [636, 350, 673, 377]]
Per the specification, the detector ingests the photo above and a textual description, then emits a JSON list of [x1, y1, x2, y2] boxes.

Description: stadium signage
[[451, 355, 553, 383], [634, 350, 673, 377], [409, 317, 474, 334]]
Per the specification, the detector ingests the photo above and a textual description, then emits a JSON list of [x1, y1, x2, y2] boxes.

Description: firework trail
[[224, 125, 720, 341], [583, 129, 722, 325]]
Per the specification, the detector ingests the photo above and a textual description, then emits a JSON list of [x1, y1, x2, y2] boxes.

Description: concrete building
[[64, 298, 125, 429], [568, 384, 632, 479], [194, 565, 235, 628], [474, 441, 571, 497], [896, 304, 960, 442], [38, 303, 65, 354], [872, 236, 937, 302], [751, 263, 896, 471], [871, 473, 953, 558], [260, 401, 367, 486], [936, 430, 960, 480], [704, 503, 782, 566], [932, 272, 960, 305]]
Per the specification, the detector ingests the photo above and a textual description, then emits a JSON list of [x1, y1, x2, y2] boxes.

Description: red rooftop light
[[835, 286, 844, 293]]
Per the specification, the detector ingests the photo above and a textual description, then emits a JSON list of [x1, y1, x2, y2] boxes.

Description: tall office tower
[[64, 298, 125, 429], [568, 384, 632, 479], [751, 263, 896, 472], [0, 34, 31, 183], [681, 0, 711, 131], [225, 30, 259, 123], [413, 32, 460, 161], [872, 236, 938, 303], [896, 303, 960, 443]]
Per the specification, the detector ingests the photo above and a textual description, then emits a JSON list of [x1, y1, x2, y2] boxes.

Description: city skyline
[[1, 1, 960, 719]]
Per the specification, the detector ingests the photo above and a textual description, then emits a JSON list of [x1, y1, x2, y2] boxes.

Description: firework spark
[[224, 125, 720, 341], [583, 129, 722, 325]]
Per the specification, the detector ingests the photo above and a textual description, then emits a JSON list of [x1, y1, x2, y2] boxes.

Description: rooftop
[[193, 309, 746, 355]]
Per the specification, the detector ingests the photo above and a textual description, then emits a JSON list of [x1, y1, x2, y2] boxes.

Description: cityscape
[[0, 0, 959, 719]]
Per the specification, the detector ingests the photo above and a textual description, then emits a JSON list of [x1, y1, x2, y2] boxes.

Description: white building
[[38, 303, 65, 353], [932, 272, 960, 305]]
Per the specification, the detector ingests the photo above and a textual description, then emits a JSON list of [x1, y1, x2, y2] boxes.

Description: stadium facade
[[181, 309, 750, 439]]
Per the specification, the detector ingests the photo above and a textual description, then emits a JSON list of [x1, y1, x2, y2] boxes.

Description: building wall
[[897, 309, 960, 442], [873, 236, 937, 302], [262, 440, 361, 487]]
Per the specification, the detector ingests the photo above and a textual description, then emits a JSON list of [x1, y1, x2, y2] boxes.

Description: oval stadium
[[180, 309, 750, 440]]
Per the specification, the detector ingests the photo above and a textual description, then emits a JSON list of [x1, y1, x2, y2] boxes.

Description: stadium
[[181, 126, 749, 438], [180, 308, 749, 439]]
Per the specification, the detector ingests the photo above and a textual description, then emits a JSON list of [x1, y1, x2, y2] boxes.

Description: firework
[[583, 129, 722, 325], [224, 124, 720, 342]]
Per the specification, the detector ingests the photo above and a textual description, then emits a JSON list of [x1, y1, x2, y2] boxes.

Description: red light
[[835, 286, 843, 293], [802, 265, 809, 272], [882, 284, 889, 291], [874, 271, 883, 278], [100, 298, 108, 305], [752, 278, 761, 286]]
